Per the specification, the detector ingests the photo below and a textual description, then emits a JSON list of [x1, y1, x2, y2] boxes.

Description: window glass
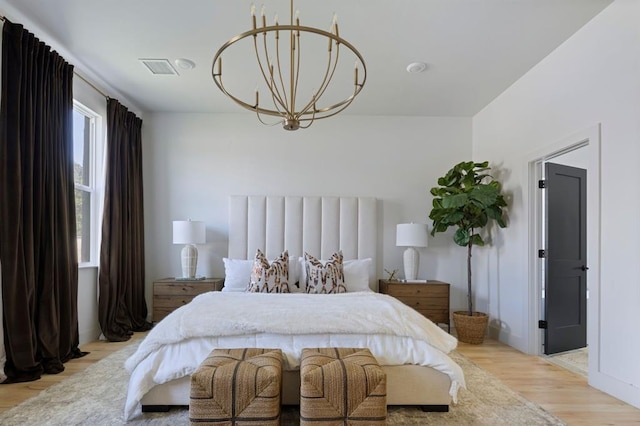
[[73, 103, 98, 265], [73, 109, 91, 186]]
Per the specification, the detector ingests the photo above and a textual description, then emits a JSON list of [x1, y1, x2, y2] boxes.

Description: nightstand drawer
[[383, 284, 449, 298], [153, 295, 197, 308], [152, 278, 223, 322], [379, 279, 451, 332], [394, 296, 448, 310], [154, 282, 216, 296]]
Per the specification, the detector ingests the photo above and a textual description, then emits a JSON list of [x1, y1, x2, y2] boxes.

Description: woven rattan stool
[[189, 348, 282, 425], [300, 347, 387, 425]]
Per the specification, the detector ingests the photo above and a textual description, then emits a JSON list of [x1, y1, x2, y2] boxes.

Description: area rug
[[544, 347, 588, 378], [0, 342, 565, 425]]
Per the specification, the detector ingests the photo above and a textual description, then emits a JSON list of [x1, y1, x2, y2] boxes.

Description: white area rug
[[544, 347, 588, 378], [0, 341, 565, 425]]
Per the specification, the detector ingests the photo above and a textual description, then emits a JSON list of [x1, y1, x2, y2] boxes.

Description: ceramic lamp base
[[403, 246, 419, 281], [181, 244, 198, 279]]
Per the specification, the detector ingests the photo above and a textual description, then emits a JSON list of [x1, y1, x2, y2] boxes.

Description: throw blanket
[[125, 292, 458, 372]]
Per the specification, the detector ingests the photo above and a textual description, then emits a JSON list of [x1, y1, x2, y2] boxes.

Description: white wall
[[142, 113, 472, 311], [472, 0, 639, 408]]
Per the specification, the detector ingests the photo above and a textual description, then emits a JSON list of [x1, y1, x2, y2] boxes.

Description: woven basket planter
[[453, 311, 489, 344]]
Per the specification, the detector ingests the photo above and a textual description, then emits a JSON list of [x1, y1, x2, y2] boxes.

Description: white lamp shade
[[173, 220, 206, 244], [396, 223, 428, 248]]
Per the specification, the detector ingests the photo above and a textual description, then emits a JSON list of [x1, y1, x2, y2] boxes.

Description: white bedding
[[124, 291, 466, 420]]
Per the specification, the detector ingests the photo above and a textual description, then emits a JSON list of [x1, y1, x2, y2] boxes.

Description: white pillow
[[223, 255, 302, 292], [222, 258, 252, 292], [344, 258, 373, 292], [299, 256, 372, 292]]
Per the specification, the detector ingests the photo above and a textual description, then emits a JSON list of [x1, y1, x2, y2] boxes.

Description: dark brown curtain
[[0, 21, 85, 383], [98, 98, 151, 341]]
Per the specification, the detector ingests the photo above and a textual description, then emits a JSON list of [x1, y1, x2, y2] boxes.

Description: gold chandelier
[[212, 0, 367, 131]]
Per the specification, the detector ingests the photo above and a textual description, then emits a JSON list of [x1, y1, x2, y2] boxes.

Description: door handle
[[580, 265, 589, 271]]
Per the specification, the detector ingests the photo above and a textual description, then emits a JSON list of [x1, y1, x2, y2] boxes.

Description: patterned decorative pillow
[[246, 249, 290, 293], [304, 251, 346, 294]]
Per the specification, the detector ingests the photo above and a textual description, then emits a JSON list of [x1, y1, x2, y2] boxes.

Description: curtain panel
[[98, 98, 151, 341], [0, 21, 84, 383]]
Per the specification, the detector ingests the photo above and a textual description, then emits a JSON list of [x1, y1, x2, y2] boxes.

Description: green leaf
[[442, 193, 468, 208], [453, 228, 470, 246], [470, 234, 485, 246], [469, 185, 498, 206], [444, 211, 464, 224]]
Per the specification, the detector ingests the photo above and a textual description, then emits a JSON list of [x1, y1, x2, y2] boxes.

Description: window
[[73, 102, 100, 265]]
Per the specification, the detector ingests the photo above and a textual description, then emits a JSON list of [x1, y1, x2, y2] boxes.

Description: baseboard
[[79, 327, 101, 346], [486, 324, 528, 353]]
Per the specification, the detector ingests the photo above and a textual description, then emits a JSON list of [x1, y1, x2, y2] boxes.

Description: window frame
[[73, 100, 102, 268]]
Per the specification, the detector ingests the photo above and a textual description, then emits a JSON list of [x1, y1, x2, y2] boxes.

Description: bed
[[124, 196, 465, 420]]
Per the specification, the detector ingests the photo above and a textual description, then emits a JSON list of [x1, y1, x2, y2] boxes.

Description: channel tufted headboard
[[228, 196, 377, 290]]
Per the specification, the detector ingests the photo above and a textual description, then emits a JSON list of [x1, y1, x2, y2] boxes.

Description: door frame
[[525, 124, 601, 371]]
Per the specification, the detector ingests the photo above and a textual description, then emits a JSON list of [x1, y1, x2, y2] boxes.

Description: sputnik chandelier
[[212, 0, 367, 131]]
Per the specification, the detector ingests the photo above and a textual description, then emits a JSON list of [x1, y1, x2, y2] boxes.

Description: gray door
[[544, 162, 587, 355]]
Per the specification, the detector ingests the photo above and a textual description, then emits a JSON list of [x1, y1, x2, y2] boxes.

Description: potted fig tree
[[429, 161, 507, 344]]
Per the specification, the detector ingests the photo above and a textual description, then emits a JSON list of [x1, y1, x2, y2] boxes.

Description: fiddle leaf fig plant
[[429, 161, 507, 316]]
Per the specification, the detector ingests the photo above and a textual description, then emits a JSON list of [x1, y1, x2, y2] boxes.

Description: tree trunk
[[467, 242, 473, 316]]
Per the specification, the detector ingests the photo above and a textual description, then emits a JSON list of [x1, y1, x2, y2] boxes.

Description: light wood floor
[[1, 334, 639, 425], [456, 339, 640, 425]]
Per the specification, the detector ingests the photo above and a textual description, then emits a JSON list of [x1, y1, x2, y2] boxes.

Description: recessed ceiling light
[[406, 62, 427, 73], [175, 58, 196, 70]]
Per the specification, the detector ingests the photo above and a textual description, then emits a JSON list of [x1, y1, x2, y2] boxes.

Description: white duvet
[[124, 291, 466, 420]]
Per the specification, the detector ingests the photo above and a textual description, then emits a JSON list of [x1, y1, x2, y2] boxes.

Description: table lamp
[[173, 220, 206, 279], [396, 223, 429, 281]]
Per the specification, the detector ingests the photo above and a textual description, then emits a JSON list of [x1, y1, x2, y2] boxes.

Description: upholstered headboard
[[228, 196, 377, 290]]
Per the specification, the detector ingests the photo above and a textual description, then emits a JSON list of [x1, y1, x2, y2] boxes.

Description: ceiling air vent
[[139, 59, 179, 76]]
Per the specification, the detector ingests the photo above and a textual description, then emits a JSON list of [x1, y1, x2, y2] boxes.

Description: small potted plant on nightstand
[[429, 161, 508, 344]]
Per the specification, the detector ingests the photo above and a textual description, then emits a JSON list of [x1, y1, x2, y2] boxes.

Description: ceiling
[[0, 0, 612, 116]]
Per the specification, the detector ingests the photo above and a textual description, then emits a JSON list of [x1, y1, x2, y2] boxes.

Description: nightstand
[[152, 278, 224, 322], [379, 279, 450, 332]]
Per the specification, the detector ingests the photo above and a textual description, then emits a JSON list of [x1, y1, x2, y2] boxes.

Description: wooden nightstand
[[379, 279, 450, 332], [152, 278, 224, 322]]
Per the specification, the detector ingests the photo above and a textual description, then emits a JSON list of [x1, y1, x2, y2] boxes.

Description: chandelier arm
[[297, 59, 367, 119], [307, 43, 341, 114], [273, 27, 292, 113], [297, 86, 362, 122], [297, 106, 317, 128], [255, 33, 288, 112], [255, 109, 283, 127], [269, 72, 289, 116], [214, 71, 295, 118], [289, 0, 296, 113], [293, 32, 301, 115], [295, 42, 339, 119]]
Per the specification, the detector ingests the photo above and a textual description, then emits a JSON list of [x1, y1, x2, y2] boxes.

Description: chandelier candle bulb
[[251, 4, 256, 29]]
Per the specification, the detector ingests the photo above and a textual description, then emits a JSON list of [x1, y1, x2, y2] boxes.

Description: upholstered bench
[[189, 348, 283, 425], [300, 347, 387, 425]]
